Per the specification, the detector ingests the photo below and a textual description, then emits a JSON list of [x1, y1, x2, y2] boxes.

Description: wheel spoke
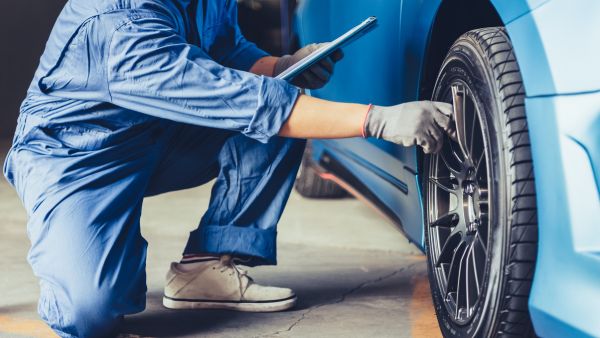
[[477, 216, 489, 250], [451, 84, 470, 160], [476, 231, 487, 253], [431, 212, 459, 227], [445, 241, 465, 290], [440, 148, 462, 176], [436, 231, 462, 267], [473, 234, 487, 292], [455, 245, 469, 319], [429, 177, 457, 195], [470, 244, 480, 293], [448, 140, 464, 163], [475, 151, 485, 175], [468, 98, 478, 157], [465, 244, 472, 315]]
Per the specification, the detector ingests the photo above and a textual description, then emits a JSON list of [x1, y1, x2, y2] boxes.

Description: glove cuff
[[362, 104, 374, 138], [273, 55, 292, 77]]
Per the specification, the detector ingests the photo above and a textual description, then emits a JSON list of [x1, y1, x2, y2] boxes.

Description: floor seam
[[256, 262, 420, 337]]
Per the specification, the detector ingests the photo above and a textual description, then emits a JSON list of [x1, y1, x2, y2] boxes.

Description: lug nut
[[464, 182, 476, 195]]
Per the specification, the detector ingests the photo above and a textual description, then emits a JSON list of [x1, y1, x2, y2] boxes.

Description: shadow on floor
[[0, 302, 38, 315], [120, 307, 244, 337], [119, 263, 420, 337]]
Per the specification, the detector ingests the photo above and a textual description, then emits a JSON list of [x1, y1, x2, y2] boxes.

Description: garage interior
[[0, 1, 442, 337]]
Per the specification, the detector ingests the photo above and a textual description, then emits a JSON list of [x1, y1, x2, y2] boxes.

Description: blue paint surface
[[297, 0, 600, 336]]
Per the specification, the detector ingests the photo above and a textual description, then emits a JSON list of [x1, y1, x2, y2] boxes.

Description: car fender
[[491, 1, 600, 337]]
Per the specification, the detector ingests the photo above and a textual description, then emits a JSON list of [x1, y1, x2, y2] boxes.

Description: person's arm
[[106, 15, 299, 143], [279, 95, 456, 154], [278, 95, 366, 139], [106, 14, 452, 152]]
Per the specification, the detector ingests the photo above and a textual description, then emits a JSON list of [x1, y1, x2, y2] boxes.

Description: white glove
[[364, 101, 455, 154]]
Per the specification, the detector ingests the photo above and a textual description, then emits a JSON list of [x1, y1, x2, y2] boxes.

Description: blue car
[[292, 0, 600, 337]]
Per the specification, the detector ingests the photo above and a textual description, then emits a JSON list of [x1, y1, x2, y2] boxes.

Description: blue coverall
[[3, 0, 304, 336]]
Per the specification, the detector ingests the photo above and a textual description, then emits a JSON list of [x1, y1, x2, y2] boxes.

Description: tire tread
[[467, 27, 538, 338], [294, 141, 347, 199]]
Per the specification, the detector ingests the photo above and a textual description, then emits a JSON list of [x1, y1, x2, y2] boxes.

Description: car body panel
[[490, 0, 550, 24], [504, 0, 600, 96], [525, 93, 600, 337], [295, 0, 600, 336], [504, 4, 600, 335], [312, 138, 425, 245]]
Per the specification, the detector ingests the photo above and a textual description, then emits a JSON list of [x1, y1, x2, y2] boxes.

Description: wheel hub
[[461, 171, 481, 235]]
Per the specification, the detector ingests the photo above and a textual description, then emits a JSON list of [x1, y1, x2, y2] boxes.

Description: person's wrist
[[361, 104, 374, 138], [270, 56, 280, 77], [363, 105, 389, 140]]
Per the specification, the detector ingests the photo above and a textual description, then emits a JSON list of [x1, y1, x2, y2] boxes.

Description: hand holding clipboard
[[276, 16, 378, 83]]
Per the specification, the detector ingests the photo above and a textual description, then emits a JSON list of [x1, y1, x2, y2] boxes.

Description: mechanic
[[3, 0, 454, 337]]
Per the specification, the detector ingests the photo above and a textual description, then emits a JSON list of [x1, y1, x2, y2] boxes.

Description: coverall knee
[[39, 280, 125, 338]]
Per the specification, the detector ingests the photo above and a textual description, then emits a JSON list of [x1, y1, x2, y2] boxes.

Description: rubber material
[[425, 27, 538, 337], [162, 295, 297, 312], [295, 141, 347, 198]]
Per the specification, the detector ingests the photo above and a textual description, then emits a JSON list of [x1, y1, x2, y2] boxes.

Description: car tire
[[294, 141, 347, 198], [424, 27, 538, 337]]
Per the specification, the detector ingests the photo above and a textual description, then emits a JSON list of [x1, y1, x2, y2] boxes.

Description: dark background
[[0, 0, 295, 139], [0, 0, 66, 139]]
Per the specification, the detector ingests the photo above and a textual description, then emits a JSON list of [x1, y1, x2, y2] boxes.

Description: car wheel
[[424, 27, 538, 337], [295, 141, 347, 198]]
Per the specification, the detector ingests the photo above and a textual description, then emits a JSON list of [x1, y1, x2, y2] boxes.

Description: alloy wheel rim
[[427, 82, 491, 325]]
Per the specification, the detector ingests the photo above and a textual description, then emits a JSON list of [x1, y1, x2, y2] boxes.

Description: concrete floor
[[0, 141, 442, 338]]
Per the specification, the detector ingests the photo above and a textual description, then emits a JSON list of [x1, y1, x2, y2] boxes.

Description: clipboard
[[276, 16, 378, 82]]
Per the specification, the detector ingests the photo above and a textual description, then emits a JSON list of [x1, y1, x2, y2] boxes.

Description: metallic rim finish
[[427, 83, 491, 325]]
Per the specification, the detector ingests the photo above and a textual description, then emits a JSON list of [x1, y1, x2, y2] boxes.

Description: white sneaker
[[163, 255, 297, 312]]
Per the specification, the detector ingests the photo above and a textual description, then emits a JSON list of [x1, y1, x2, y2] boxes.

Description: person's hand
[[273, 43, 344, 89], [364, 101, 456, 154]]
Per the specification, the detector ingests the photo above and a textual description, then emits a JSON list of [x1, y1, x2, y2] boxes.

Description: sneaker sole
[[162, 295, 297, 312]]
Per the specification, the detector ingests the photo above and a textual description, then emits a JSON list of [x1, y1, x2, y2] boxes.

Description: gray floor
[[0, 141, 441, 338]]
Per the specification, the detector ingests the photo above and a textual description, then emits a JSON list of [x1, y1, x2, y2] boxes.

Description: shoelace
[[219, 255, 254, 300]]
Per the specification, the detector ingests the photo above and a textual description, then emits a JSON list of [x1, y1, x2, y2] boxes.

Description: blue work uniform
[[3, 0, 304, 336]]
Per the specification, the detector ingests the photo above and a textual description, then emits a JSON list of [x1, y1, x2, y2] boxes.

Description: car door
[[295, 0, 441, 246]]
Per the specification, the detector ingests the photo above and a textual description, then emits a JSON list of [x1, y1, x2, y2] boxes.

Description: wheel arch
[[418, 0, 503, 101], [416, 0, 504, 187]]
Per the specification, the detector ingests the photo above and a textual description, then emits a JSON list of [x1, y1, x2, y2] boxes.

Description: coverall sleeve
[[106, 15, 299, 143], [208, 0, 270, 71]]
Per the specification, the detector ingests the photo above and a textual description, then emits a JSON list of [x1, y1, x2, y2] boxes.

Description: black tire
[[424, 27, 538, 337], [294, 141, 347, 198]]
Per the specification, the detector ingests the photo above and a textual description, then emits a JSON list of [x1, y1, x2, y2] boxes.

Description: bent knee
[[39, 282, 125, 337]]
